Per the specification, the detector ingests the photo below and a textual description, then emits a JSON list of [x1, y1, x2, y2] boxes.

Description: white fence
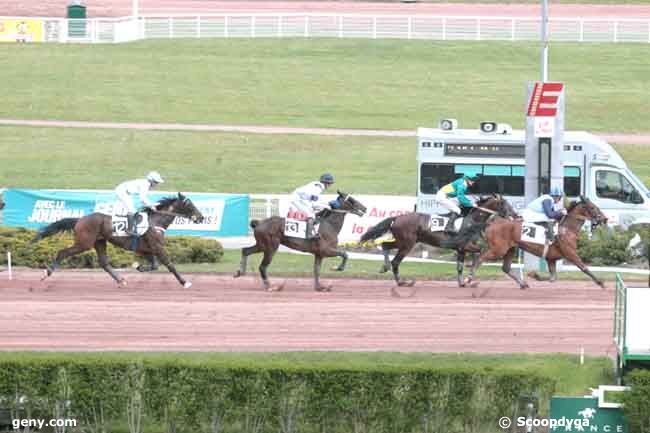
[[5, 14, 650, 44]]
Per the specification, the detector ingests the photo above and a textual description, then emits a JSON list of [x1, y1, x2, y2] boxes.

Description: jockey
[[290, 173, 335, 239], [522, 185, 567, 241], [436, 173, 480, 233], [115, 171, 164, 235]]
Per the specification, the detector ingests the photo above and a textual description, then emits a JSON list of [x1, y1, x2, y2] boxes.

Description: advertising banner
[[3, 189, 250, 237], [0, 19, 44, 42]]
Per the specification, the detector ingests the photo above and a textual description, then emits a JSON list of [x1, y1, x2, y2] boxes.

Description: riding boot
[[306, 217, 320, 239], [444, 212, 459, 234], [126, 213, 137, 236], [543, 222, 555, 242]]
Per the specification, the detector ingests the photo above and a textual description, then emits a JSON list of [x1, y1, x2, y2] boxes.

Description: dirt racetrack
[[0, 269, 616, 355]]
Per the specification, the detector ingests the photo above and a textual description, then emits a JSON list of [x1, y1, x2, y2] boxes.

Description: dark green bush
[[623, 369, 650, 433], [0, 354, 556, 433], [0, 227, 223, 268], [576, 226, 635, 266]]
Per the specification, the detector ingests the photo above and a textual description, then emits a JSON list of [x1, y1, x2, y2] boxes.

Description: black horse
[[360, 195, 517, 287], [234, 190, 366, 291], [32, 193, 204, 287]]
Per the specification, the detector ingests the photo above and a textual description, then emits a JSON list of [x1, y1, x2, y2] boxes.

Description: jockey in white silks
[[289, 173, 335, 238], [522, 185, 567, 241], [115, 171, 164, 235]]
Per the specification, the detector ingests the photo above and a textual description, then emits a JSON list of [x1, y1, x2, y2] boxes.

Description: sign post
[[524, 82, 565, 271]]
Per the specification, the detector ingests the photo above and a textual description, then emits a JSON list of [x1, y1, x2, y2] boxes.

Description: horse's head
[[155, 193, 205, 223], [332, 190, 366, 217], [571, 195, 608, 227], [478, 194, 518, 219]]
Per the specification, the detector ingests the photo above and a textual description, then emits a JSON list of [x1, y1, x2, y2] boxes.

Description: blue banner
[[2, 189, 250, 237]]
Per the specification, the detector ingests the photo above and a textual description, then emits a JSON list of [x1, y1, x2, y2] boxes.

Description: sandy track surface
[[4, 1, 650, 18], [2, 119, 649, 145], [0, 269, 616, 354]]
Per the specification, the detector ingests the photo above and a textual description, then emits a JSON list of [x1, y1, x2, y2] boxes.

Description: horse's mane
[[142, 196, 178, 214], [566, 199, 581, 213], [476, 196, 492, 206]]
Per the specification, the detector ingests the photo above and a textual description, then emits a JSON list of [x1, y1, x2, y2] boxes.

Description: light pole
[[541, 0, 549, 82]]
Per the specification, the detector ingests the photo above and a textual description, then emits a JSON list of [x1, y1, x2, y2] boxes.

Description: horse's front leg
[[380, 241, 396, 273], [456, 251, 466, 287], [557, 242, 605, 288], [314, 255, 331, 292], [156, 250, 192, 289], [332, 248, 348, 272]]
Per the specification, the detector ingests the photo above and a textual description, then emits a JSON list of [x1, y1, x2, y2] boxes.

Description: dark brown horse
[[469, 195, 608, 289], [360, 195, 517, 287], [32, 193, 204, 288], [233, 190, 366, 291]]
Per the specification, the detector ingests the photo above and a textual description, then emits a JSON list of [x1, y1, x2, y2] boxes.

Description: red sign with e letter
[[527, 82, 564, 117]]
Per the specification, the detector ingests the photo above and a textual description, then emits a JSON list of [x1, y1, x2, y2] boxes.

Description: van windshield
[[627, 171, 650, 197]]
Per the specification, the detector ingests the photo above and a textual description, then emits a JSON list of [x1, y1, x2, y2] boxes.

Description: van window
[[563, 166, 581, 197], [595, 170, 642, 203], [420, 163, 581, 197], [420, 163, 455, 194]]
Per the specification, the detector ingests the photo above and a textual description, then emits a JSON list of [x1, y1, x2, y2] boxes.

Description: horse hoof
[[391, 285, 417, 298], [520, 284, 529, 290], [183, 281, 193, 289], [267, 284, 284, 292], [233, 270, 242, 278], [131, 262, 140, 269], [332, 266, 345, 272], [398, 279, 415, 287], [471, 288, 490, 298], [118, 279, 128, 287], [316, 285, 332, 292], [597, 281, 606, 289]]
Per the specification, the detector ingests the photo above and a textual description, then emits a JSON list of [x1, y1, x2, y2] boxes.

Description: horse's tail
[[439, 222, 486, 250], [360, 217, 396, 243], [250, 220, 259, 229], [31, 218, 79, 243]]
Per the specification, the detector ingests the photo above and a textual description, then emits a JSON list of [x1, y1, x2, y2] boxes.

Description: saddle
[[111, 212, 150, 237]]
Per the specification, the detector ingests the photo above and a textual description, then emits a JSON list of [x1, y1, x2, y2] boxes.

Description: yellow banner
[[0, 19, 44, 43]]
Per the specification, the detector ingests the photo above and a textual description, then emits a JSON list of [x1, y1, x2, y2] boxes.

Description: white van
[[416, 125, 650, 228]]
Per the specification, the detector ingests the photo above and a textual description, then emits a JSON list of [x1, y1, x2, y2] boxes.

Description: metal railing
[[4, 14, 650, 44]]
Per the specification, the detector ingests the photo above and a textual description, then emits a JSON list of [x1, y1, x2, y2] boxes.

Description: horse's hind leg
[[392, 249, 414, 287], [380, 241, 396, 273], [234, 244, 262, 278], [95, 240, 125, 285], [502, 247, 528, 289], [259, 247, 279, 291], [42, 242, 91, 280]]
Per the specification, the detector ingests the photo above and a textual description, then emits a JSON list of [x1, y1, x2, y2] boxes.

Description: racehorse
[[233, 191, 366, 292], [468, 195, 608, 289], [32, 193, 204, 288], [360, 195, 517, 287]]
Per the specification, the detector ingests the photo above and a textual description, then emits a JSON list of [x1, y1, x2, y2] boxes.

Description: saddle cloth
[[111, 213, 149, 237], [520, 222, 550, 245], [428, 215, 463, 232], [284, 218, 309, 239]]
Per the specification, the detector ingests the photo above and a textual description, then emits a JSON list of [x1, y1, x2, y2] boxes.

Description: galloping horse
[[360, 195, 517, 287], [469, 195, 608, 289], [32, 193, 204, 288], [234, 191, 366, 291]]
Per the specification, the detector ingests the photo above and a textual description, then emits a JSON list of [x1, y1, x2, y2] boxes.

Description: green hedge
[[0, 227, 223, 268], [0, 354, 556, 433], [623, 369, 650, 433]]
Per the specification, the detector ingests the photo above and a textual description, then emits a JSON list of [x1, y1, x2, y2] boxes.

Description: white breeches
[[289, 199, 317, 219], [435, 190, 461, 214], [522, 209, 552, 223], [116, 190, 136, 214]]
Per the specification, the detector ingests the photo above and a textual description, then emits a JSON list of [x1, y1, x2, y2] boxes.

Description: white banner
[[339, 195, 416, 242]]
